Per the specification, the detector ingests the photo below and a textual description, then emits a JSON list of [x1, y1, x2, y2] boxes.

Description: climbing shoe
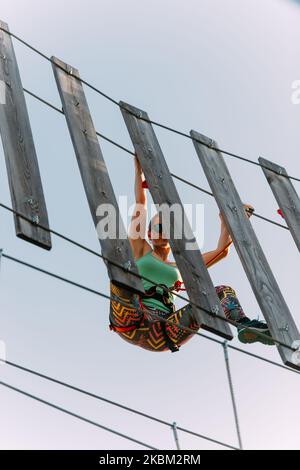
[[237, 318, 275, 346]]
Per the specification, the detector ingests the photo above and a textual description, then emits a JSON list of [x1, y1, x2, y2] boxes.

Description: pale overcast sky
[[0, 0, 300, 450]]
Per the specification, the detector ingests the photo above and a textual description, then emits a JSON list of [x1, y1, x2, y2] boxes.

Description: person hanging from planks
[[109, 155, 275, 353]]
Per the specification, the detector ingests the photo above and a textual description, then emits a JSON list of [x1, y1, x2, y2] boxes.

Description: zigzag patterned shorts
[[109, 282, 245, 352]]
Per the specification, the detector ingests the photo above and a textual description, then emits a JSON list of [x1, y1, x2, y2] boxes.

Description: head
[[147, 213, 170, 248]]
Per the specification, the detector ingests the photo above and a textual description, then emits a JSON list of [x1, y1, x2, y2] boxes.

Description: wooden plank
[[191, 130, 300, 369], [0, 21, 51, 250], [51, 57, 144, 295], [259, 156, 300, 252], [120, 101, 233, 340]]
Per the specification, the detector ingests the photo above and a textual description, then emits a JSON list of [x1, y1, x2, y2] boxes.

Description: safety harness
[[109, 281, 186, 352], [109, 203, 235, 352]]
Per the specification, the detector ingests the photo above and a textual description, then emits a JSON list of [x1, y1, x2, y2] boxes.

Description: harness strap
[[140, 283, 176, 309], [109, 323, 141, 333], [173, 280, 186, 291]]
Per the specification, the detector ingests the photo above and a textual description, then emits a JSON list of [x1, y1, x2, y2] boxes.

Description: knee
[[110, 281, 117, 291], [110, 281, 127, 295], [215, 285, 237, 295], [110, 281, 136, 304], [110, 281, 120, 297]]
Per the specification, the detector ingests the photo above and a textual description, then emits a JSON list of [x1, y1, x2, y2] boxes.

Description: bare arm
[[202, 225, 232, 267], [203, 204, 254, 268], [128, 155, 151, 258]]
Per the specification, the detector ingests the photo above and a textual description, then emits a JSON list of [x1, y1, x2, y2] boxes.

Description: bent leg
[[162, 286, 247, 350], [109, 281, 142, 328], [215, 285, 247, 322], [110, 283, 227, 352], [163, 303, 201, 350], [109, 282, 199, 352], [123, 303, 200, 352], [215, 285, 274, 345]]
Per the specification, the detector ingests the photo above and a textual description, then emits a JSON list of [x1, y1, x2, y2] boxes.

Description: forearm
[[203, 225, 232, 267], [134, 164, 147, 205], [203, 246, 230, 268], [129, 158, 147, 239], [203, 204, 252, 268], [217, 225, 232, 251]]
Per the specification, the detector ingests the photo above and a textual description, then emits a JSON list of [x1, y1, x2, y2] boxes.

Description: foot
[[237, 318, 275, 346]]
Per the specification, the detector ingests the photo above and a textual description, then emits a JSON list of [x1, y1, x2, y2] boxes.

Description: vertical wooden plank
[[120, 101, 233, 340], [0, 21, 51, 250], [191, 130, 300, 370], [259, 156, 300, 252], [51, 57, 144, 295]]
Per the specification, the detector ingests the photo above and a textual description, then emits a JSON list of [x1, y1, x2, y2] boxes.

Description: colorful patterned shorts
[[109, 282, 244, 353]]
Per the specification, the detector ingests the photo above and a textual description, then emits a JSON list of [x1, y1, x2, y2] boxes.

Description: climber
[[109, 155, 274, 352]]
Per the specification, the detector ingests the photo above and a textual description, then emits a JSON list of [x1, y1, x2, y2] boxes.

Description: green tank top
[[135, 249, 180, 313]]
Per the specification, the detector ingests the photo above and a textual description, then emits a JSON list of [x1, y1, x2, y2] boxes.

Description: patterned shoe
[[237, 318, 275, 346]]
